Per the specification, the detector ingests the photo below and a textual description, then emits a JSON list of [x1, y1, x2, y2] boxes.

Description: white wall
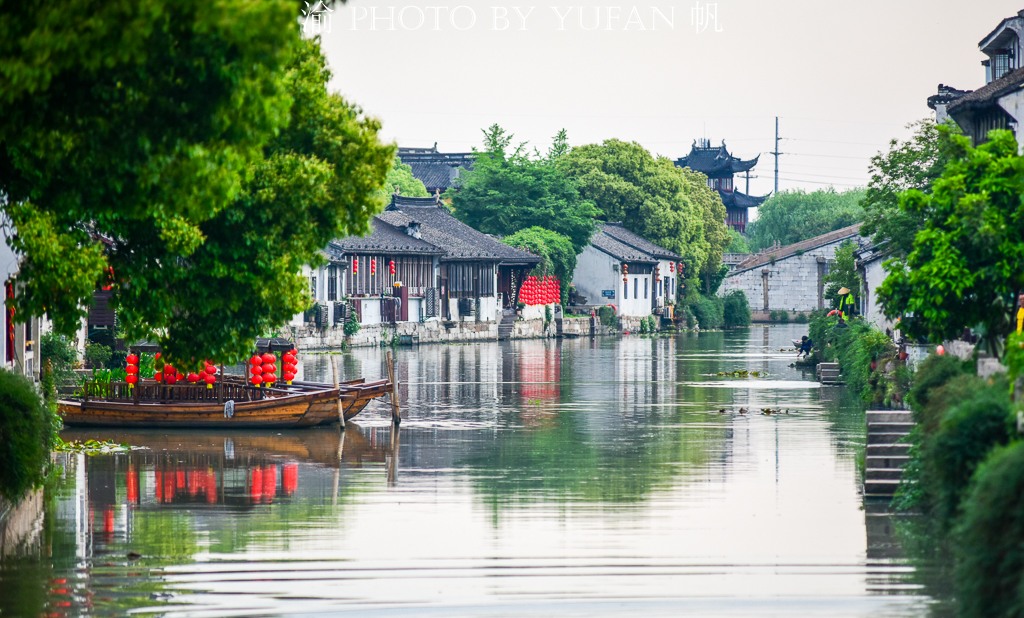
[[998, 89, 1024, 151], [572, 245, 654, 317], [860, 258, 895, 332], [720, 236, 865, 312]]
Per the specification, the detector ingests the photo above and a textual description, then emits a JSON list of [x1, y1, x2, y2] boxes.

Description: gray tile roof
[[590, 230, 658, 263], [379, 195, 541, 265], [598, 222, 682, 260], [675, 140, 759, 177], [407, 163, 459, 191], [947, 66, 1024, 113], [331, 218, 444, 256]]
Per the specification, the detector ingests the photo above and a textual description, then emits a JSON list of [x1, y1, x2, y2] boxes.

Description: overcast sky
[[318, 1, 1022, 198]]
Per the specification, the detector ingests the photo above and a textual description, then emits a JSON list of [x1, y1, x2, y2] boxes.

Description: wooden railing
[[78, 378, 302, 405]]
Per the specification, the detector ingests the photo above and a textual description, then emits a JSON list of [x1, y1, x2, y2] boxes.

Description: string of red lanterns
[[517, 275, 561, 306]]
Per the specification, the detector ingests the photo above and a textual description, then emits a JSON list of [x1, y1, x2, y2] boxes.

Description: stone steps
[[817, 362, 841, 384], [865, 409, 915, 498]]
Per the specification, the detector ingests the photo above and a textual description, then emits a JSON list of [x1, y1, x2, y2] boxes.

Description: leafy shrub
[[722, 290, 751, 328], [778, 310, 789, 323], [908, 354, 969, 430], [0, 369, 59, 501], [769, 310, 779, 321], [84, 342, 112, 368], [598, 305, 617, 328], [691, 296, 724, 329], [640, 316, 649, 334], [40, 332, 78, 401], [794, 312, 809, 324], [922, 376, 1013, 524], [955, 441, 1024, 618], [835, 322, 895, 405]]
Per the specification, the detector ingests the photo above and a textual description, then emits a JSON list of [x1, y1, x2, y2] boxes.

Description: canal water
[[0, 325, 933, 617]]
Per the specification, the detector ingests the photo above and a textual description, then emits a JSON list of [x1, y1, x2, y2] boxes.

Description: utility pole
[[770, 116, 783, 194]]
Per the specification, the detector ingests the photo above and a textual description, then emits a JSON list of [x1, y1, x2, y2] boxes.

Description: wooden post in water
[[331, 355, 346, 427], [386, 351, 400, 425]]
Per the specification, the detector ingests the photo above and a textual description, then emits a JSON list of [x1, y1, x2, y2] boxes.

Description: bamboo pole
[[331, 355, 346, 427], [386, 351, 400, 424]]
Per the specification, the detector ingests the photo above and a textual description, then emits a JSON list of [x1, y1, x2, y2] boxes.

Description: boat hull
[[58, 379, 392, 428]]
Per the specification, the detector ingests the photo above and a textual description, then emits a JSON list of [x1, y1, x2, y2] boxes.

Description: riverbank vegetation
[[0, 370, 59, 501]]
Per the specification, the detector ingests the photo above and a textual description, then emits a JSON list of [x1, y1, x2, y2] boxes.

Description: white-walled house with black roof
[[572, 223, 683, 320]]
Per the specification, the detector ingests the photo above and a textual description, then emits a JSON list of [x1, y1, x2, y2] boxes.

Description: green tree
[[725, 229, 750, 253], [877, 129, 1024, 357], [1, 6, 392, 364], [447, 125, 598, 253], [860, 119, 955, 259], [748, 188, 865, 251], [823, 240, 860, 309], [557, 139, 727, 277], [377, 157, 429, 199], [503, 227, 577, 302]]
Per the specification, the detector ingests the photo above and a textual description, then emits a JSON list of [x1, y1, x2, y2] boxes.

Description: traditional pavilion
[[674, 139, 768, 234]]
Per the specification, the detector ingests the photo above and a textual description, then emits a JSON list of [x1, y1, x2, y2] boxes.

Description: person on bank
[[798, 336, 813, 358]]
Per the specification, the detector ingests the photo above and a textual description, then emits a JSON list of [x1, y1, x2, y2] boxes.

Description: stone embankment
[[293, 316, 604, 349]]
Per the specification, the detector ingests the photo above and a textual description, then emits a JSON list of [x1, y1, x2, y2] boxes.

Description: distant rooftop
[[675, 139, 760, 177]]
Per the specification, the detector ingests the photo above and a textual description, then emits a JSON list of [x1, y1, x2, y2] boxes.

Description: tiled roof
[[947, 66, 1024, 113], [397, 145, 475, 191], [331, 218, 444, 256], [927, 84, 973, 111], [598, 222, 682, 260], [675, 140, 760, 177], [407, 163, 458, 191], [379, 195, 540, 265], [731, 223, 864, 274], [590, 230, 657, 263], [720, 189, 769, 209]]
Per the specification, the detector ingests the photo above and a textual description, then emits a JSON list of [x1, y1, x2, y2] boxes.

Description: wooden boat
[[58, 375, 393, 429]]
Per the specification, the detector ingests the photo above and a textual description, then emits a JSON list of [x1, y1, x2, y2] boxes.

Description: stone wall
[[0, 488, 43, 558], [292, 316, 594, 349], [721, 236, 866, 313]]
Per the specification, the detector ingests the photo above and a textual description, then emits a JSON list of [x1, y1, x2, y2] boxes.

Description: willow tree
[[0, 2, 392, 363]]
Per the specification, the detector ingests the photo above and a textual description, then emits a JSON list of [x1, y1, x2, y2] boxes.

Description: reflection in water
[[0, 326, 933, 617]]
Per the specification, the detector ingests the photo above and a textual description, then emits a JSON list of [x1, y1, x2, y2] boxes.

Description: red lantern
[[126, 374, 138, 385], [126, 354, 139, 365], [352, 257, 358, 273], [283, 352, 296, 364], [204, 374, 216, 389], [261, 363, 275, 374], [126, 365, 139, 375], [187, 373, 199, 383], [250, 355, 261, 366], [251, 363, 263, 376], [389, 260, 395, 275], [371, 259, 376, 274], [165, 373, 177, 385], [199, 370, 207, 382], [283, 371, 295, 384], [263, 373, 277, 385], [261, 353, 275, 364], [250, 375, 262, 386]]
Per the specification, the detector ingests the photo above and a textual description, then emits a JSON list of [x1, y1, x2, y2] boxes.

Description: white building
[[572, 223, 682, 318]]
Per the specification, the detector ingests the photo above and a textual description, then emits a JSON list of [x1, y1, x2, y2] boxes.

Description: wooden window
[[623, 279, 628, 299], [328, 266, 338, 301], [634, 278, 638, 299]]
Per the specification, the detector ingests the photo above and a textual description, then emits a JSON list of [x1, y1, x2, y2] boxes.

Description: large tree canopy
[[748, 187, 865, 251], [1, 3, 393, 363], [557, 139, 726, 277], [447, 125, 598, 254], [860, 119, 955, 260], [877, 129, 1024, 357]]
